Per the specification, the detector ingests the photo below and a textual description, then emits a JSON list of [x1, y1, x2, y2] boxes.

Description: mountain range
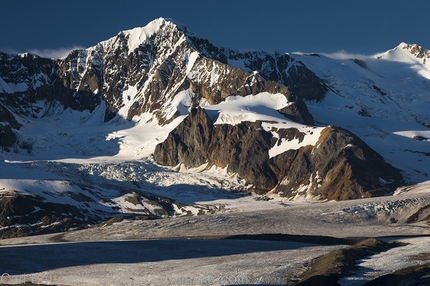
[[0, 18, 429, 237]]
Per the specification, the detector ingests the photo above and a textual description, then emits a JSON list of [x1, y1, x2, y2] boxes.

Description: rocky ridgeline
[[0, 186, 201, 239], [0, 18, 405, 202], [0, 18, 325, 149], [154, 108, 402, 200], [402, 43, 430, 62]]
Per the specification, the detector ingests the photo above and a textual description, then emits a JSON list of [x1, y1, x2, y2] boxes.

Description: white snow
[[204, 92, 290, 125], [163, 89, 193, 119], [374, 43, 430, 80], [1, 40, 428, 220], [291, 46, 430, 185], [265, 124, 323, 158], [185, 51, 199, 76], [0, 87, 327, 223], [124, 18, 167, 53], [2, 38, 430, 285], [393, 129, 430, 141]]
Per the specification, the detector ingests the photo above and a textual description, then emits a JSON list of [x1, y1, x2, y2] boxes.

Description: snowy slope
[[1, 18, 430, 238], [203, 92, 323, 158], [293, 44, 430, 184]]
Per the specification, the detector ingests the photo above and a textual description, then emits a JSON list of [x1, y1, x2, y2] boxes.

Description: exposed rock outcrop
[[278, 94, 315, 125], [154, 107, 214, 167], [154, 108, 278, 193], [188, 36, 327, 101], [402, 43, 430, 62], [1, 18, 324, 130], [0, 194, 89, 239], [272, 126, 403, 200], [0, 189, 187, 239], [154, 109, 403, 200], [413, 135, 428, 141], [0, 103, 21, 148], [0, 125, 16, 149]]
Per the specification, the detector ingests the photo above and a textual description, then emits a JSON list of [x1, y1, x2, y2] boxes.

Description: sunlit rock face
[[155, 108, 403, 199]]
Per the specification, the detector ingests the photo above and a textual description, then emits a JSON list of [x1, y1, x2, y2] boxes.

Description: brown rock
[[154, 107, 213, 167], [278, 94, 315, 125], [154, 108, 277, 193], [271, 126, 403, 200], [155, 110, 403, 200]]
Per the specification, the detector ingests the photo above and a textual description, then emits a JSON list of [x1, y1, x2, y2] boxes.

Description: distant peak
[[399, 42, 430, 59], [375, 42, 430, 64], [154, 17, 186, 30], [107, 18, 189, 54], [397, 42, 409, 48], [121, 18, 178, 37], [144, 17, 181, 30]]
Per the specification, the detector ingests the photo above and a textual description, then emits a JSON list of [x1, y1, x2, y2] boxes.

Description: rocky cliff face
[[154, 108, 279, 194], [187, 36, 327, 101], [401, 43, 430, 62], [0, 18, 408, 202], [0, 18, 324, 149], [278, 94, 314, 125], [271, 126, 403, 200], [154, 108, 403, 199]]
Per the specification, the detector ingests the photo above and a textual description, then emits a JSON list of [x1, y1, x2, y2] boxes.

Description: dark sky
[[1, 0, 429, 57]]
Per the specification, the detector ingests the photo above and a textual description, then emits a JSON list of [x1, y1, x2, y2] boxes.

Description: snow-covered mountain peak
[[376, 42, 430, 65], [400, 42, 430, 59], [97, 17, 188, 55], [1, 19, 430, 238]]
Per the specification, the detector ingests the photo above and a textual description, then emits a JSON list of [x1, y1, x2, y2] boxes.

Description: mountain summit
[[0, 18, 324, 125], [377, 42, 430, 64], [0, 18, 429, 236]]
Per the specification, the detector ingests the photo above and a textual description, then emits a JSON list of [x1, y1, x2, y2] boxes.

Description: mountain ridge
[[0, 18, 429, 237], [0, 18, 325, 146]]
